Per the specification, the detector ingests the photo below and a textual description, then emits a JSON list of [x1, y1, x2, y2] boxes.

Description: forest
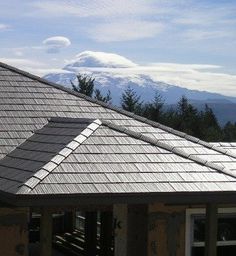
[[72, 74, 236, 142]]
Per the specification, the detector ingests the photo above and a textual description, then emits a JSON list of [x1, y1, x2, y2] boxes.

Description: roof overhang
[[2, 191, 236, 207]]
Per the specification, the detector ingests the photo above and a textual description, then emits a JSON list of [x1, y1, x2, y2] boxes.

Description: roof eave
[[4, 191, 236, 207]]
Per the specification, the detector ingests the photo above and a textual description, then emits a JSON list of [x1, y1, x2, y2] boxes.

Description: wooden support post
[[100, 211, 113, 256], [113, 204, 148, 256], [205, 204, 218, 256], [85, 211, 97, 256], [40, 208, 52, 256], [113, 204, 128, 256]]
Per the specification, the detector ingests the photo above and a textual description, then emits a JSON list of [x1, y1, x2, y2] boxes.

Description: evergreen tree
[[161, 107, 179, 128], [121, 86, 142, 113], [223, 122, 236, 141], [202, 105, 220, 128], [118, 87, 236, 142], [71, 74, 112, 104], [71, 74, 95, 97], [94, 89, 112, 103], [200, 104, 222, 141], [70, 78, 236, 142], [142, 92, 164, 122], [175, 96, 200, 136]]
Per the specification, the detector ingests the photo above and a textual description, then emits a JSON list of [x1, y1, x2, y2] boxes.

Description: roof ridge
[[17, 119, 102, 194], [102, 120, 236, 180], [1, 61, 235, 159], [49, 117, 95, 124]]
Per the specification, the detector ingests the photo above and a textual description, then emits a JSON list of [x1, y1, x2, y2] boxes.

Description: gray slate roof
[[1, 62, 236, 200], [211, 143, 236, 156], [0, 117, 97, 194], [0, 117, 235, 196]]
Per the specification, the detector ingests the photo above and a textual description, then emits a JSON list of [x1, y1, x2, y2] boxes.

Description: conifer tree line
[[71, 74, 111, 103], [72, 74, 236, 142]]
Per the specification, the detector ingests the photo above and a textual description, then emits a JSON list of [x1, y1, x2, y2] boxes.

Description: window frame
[[185, 207, 236, 256]]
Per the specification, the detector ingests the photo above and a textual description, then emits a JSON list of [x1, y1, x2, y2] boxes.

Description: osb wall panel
[[148, 203, 186, 256], [0, 207, 29, 256]]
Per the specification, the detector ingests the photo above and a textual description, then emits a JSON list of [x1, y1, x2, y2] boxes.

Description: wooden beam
[[113, 204, 148, 256], [18, 191, 236, 207], [113, 204, 128, 256], [85, 211, 97, 256], [40, 208, 52, 256], [205, 203, 218, 256], [100, 211, 113, 256]]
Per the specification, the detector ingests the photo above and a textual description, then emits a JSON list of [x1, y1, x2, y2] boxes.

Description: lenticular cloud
[[42, 36, 71, 53]]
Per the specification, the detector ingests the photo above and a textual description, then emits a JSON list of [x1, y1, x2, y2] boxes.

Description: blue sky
[[0, 0, 236, 95]]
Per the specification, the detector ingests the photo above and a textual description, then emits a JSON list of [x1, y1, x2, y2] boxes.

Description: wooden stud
[[40, 208, 52, 256], [205, 203, 218, 256], [113, 204, 148, 256], [113, 204, 128, 256]]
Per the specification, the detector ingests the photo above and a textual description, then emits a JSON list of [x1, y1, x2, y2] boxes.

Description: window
[[186, 208, 236, 256]]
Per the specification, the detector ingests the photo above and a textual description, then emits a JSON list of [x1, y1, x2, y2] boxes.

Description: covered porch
[[11, 192, 236, 256], [33, 202, 236, 256]]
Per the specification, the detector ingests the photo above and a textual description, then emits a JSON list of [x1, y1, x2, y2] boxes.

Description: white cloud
[[2, 50, 236, 97], [0, 23, 10, 31], [183, 29, 233, 41], [28, 68, 72, 77], [0, 58, 44, 68], [175, 5, 236, 26], [31, 0, 165, 42], [173, 3, 236, 42], [136, 64, 236, 96], [14, 51, 23, 57], [1, 36, 71, 59], [12, 48, 24, 57], [58, 62, 236, 97], [0, 57, 66, 76], [147, 63, 221, 70], [29, 0, 236, 43], [88, 21, 164, 42], [94, 65, 236, 96], [32, 0, 156, 18], [0, 58, 48, 74], [42, 36, 71, 53], [66, 51, 137, 68]]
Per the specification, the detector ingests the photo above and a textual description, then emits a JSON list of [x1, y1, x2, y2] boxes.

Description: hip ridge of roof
[[17, 119, 102, 194], [103, 120, 236, 180]]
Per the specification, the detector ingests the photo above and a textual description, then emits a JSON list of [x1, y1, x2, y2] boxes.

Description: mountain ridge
[[43, 51, 236, 125]]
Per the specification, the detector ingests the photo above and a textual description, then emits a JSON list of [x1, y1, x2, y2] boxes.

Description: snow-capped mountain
[[44, 51, 236, 104], [43, 51, 236, 124]]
